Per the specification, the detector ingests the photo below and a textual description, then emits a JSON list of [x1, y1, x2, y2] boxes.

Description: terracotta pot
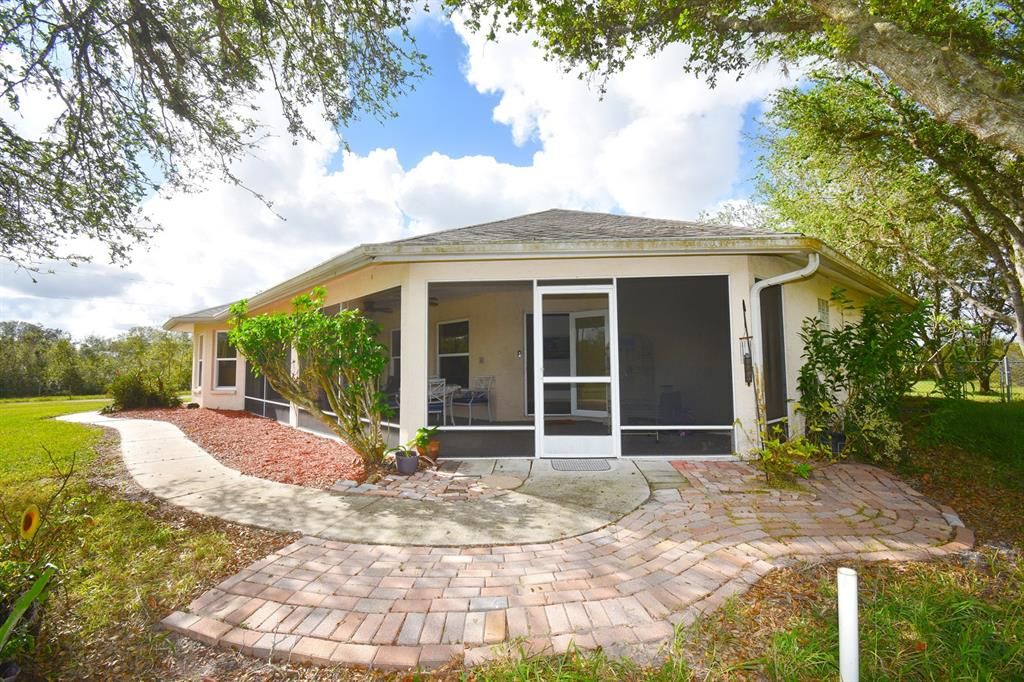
[[427, 440, 441, 459]]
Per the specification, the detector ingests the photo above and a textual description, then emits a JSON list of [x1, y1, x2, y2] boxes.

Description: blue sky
[[341, 20, 542, 169], [340, 19, 764, 198]]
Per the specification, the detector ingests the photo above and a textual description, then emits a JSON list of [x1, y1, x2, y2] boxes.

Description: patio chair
[[452, 376, 494, 425], [427, 378, 451, 426]]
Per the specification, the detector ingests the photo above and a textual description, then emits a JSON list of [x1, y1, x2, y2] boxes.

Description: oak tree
[[2, 0, 425, 269]]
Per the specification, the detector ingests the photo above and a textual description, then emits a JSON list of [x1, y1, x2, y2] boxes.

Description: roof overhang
[[164, 233, 914, 328]]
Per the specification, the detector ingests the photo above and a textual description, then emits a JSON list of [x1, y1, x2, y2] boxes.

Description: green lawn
[[909, 379, 1024, 402], [0, 394, 111, 404], [0, 401, 284, 679]]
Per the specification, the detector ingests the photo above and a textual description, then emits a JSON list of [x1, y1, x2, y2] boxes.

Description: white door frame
[[533, 283, 621, 458]]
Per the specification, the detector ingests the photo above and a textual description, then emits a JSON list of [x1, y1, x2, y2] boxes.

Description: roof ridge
[[384, 208, 566, 245], [381, 208, 763, 247]]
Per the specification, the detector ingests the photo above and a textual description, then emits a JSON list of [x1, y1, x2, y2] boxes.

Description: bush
[[845, 402, 905, 463], [752, 423, 832, 486], [798, 291, 923, 463], [107, 372, 180, 410]]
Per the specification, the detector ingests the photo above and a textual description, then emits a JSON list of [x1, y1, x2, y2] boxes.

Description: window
[[195, 335, 204, 388], [391, 329, 401, 378], [817, 298, 830, 327], [215, 331, 237, 388], [437, 320, 469, 388]]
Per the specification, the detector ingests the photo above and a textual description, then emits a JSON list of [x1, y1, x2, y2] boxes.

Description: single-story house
[[165, 209, 908, 459]]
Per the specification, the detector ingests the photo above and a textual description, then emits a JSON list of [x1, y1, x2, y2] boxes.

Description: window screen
[[760, 285, 787, 422], [616, 276, 733, 428]]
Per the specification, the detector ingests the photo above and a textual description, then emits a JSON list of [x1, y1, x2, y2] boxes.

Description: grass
[[0, 401, 286, 679], [0, 394, 111, 404], [682, 556, 1024, 681], [912, 398, 1024, 464], [908, 379, 1024, 402], [897, 397, 1024, 546]]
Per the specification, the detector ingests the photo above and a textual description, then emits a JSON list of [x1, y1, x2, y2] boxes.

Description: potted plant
[[390, 445, 419, 475], [387, 426, 438, 475]]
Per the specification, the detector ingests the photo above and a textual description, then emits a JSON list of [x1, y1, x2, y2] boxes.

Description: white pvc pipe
[[838, 566, 859, 682]]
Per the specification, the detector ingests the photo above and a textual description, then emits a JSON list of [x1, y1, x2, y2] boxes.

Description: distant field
[[909, 380, 1024, 402]]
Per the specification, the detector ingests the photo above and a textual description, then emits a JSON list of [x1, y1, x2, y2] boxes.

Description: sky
[[0, 13, 791, 339]]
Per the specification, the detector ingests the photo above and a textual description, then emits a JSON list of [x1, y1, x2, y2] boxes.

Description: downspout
[[749, 252, 820, 445]]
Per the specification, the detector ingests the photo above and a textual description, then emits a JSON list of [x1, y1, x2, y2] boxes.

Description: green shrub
[[845, 402, 905, 463], [798, 290, 923, 463], [751, 423, 832, 486], [107, 372, 180, 410]]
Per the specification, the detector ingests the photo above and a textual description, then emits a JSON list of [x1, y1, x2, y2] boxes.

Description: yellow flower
[[20, 504, 41, 541]]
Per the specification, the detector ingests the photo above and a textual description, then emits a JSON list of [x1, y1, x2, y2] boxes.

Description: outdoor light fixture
[[741, 301, 753, 386], [740, 336, 753, 385]]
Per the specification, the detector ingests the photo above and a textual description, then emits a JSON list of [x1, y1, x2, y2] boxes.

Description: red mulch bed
[[120, 407, 365, 488]]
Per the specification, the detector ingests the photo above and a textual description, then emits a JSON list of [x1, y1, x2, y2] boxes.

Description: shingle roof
[[386, 209, 767, 246], [170, 302, 234, 322]]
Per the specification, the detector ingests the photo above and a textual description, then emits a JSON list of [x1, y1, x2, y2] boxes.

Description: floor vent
[[550, 459, 612, 472]]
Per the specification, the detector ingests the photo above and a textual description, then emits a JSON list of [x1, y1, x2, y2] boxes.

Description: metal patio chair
[[452, 375, 494, 425]]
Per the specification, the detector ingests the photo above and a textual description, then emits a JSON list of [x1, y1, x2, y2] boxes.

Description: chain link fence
[[998, 357, 1024, 401]]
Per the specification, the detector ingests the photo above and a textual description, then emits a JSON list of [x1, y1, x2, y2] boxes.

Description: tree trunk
[[978, 372, 992, 393], [811, 0, 1024, 156]]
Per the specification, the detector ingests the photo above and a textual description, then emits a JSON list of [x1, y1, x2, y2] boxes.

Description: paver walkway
[[162, 464, 971, 670], [61, 410, 972, 670]]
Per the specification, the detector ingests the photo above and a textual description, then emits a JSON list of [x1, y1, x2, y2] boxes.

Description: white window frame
[[214, 331, 237, 389], [436, 319, 470, 386], [390, 328, 401, 377], [195, 334, 204, 389], [817, 297, 831, 327]]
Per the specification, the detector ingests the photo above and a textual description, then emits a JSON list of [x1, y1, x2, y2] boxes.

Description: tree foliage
[[229, 288, 391, 465], [453, 0, 1024, 156], [0, 322, 190, 397], [754, 69, 1023, 366], [1, 0, 426, 268]]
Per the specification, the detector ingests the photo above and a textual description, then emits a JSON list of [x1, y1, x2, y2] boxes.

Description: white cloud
[[5, 17, 792, 338]]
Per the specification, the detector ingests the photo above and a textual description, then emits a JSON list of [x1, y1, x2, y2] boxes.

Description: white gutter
[[749, 253, 820, 440]]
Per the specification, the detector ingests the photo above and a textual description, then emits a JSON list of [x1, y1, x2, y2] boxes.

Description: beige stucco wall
[[749, 255, 872, 435], [189, 321, 246, 411]]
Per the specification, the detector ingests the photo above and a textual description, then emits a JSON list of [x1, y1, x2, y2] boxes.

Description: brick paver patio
[[162, 461, 972, 670]]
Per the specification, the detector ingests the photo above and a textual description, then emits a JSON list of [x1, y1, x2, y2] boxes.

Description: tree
[[753, 70, 1023, 362], [0, 321, 189, 397], [229, 288, 391, 465], [2, 0, 426, 269], [44, 337, 83, 394], [453, 0, 1024, 156]]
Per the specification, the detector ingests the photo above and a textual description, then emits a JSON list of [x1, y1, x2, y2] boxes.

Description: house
[[164, 209, 908, 458]]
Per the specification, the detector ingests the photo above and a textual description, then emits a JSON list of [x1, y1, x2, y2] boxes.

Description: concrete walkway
[[58, 412, 649, 545]]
